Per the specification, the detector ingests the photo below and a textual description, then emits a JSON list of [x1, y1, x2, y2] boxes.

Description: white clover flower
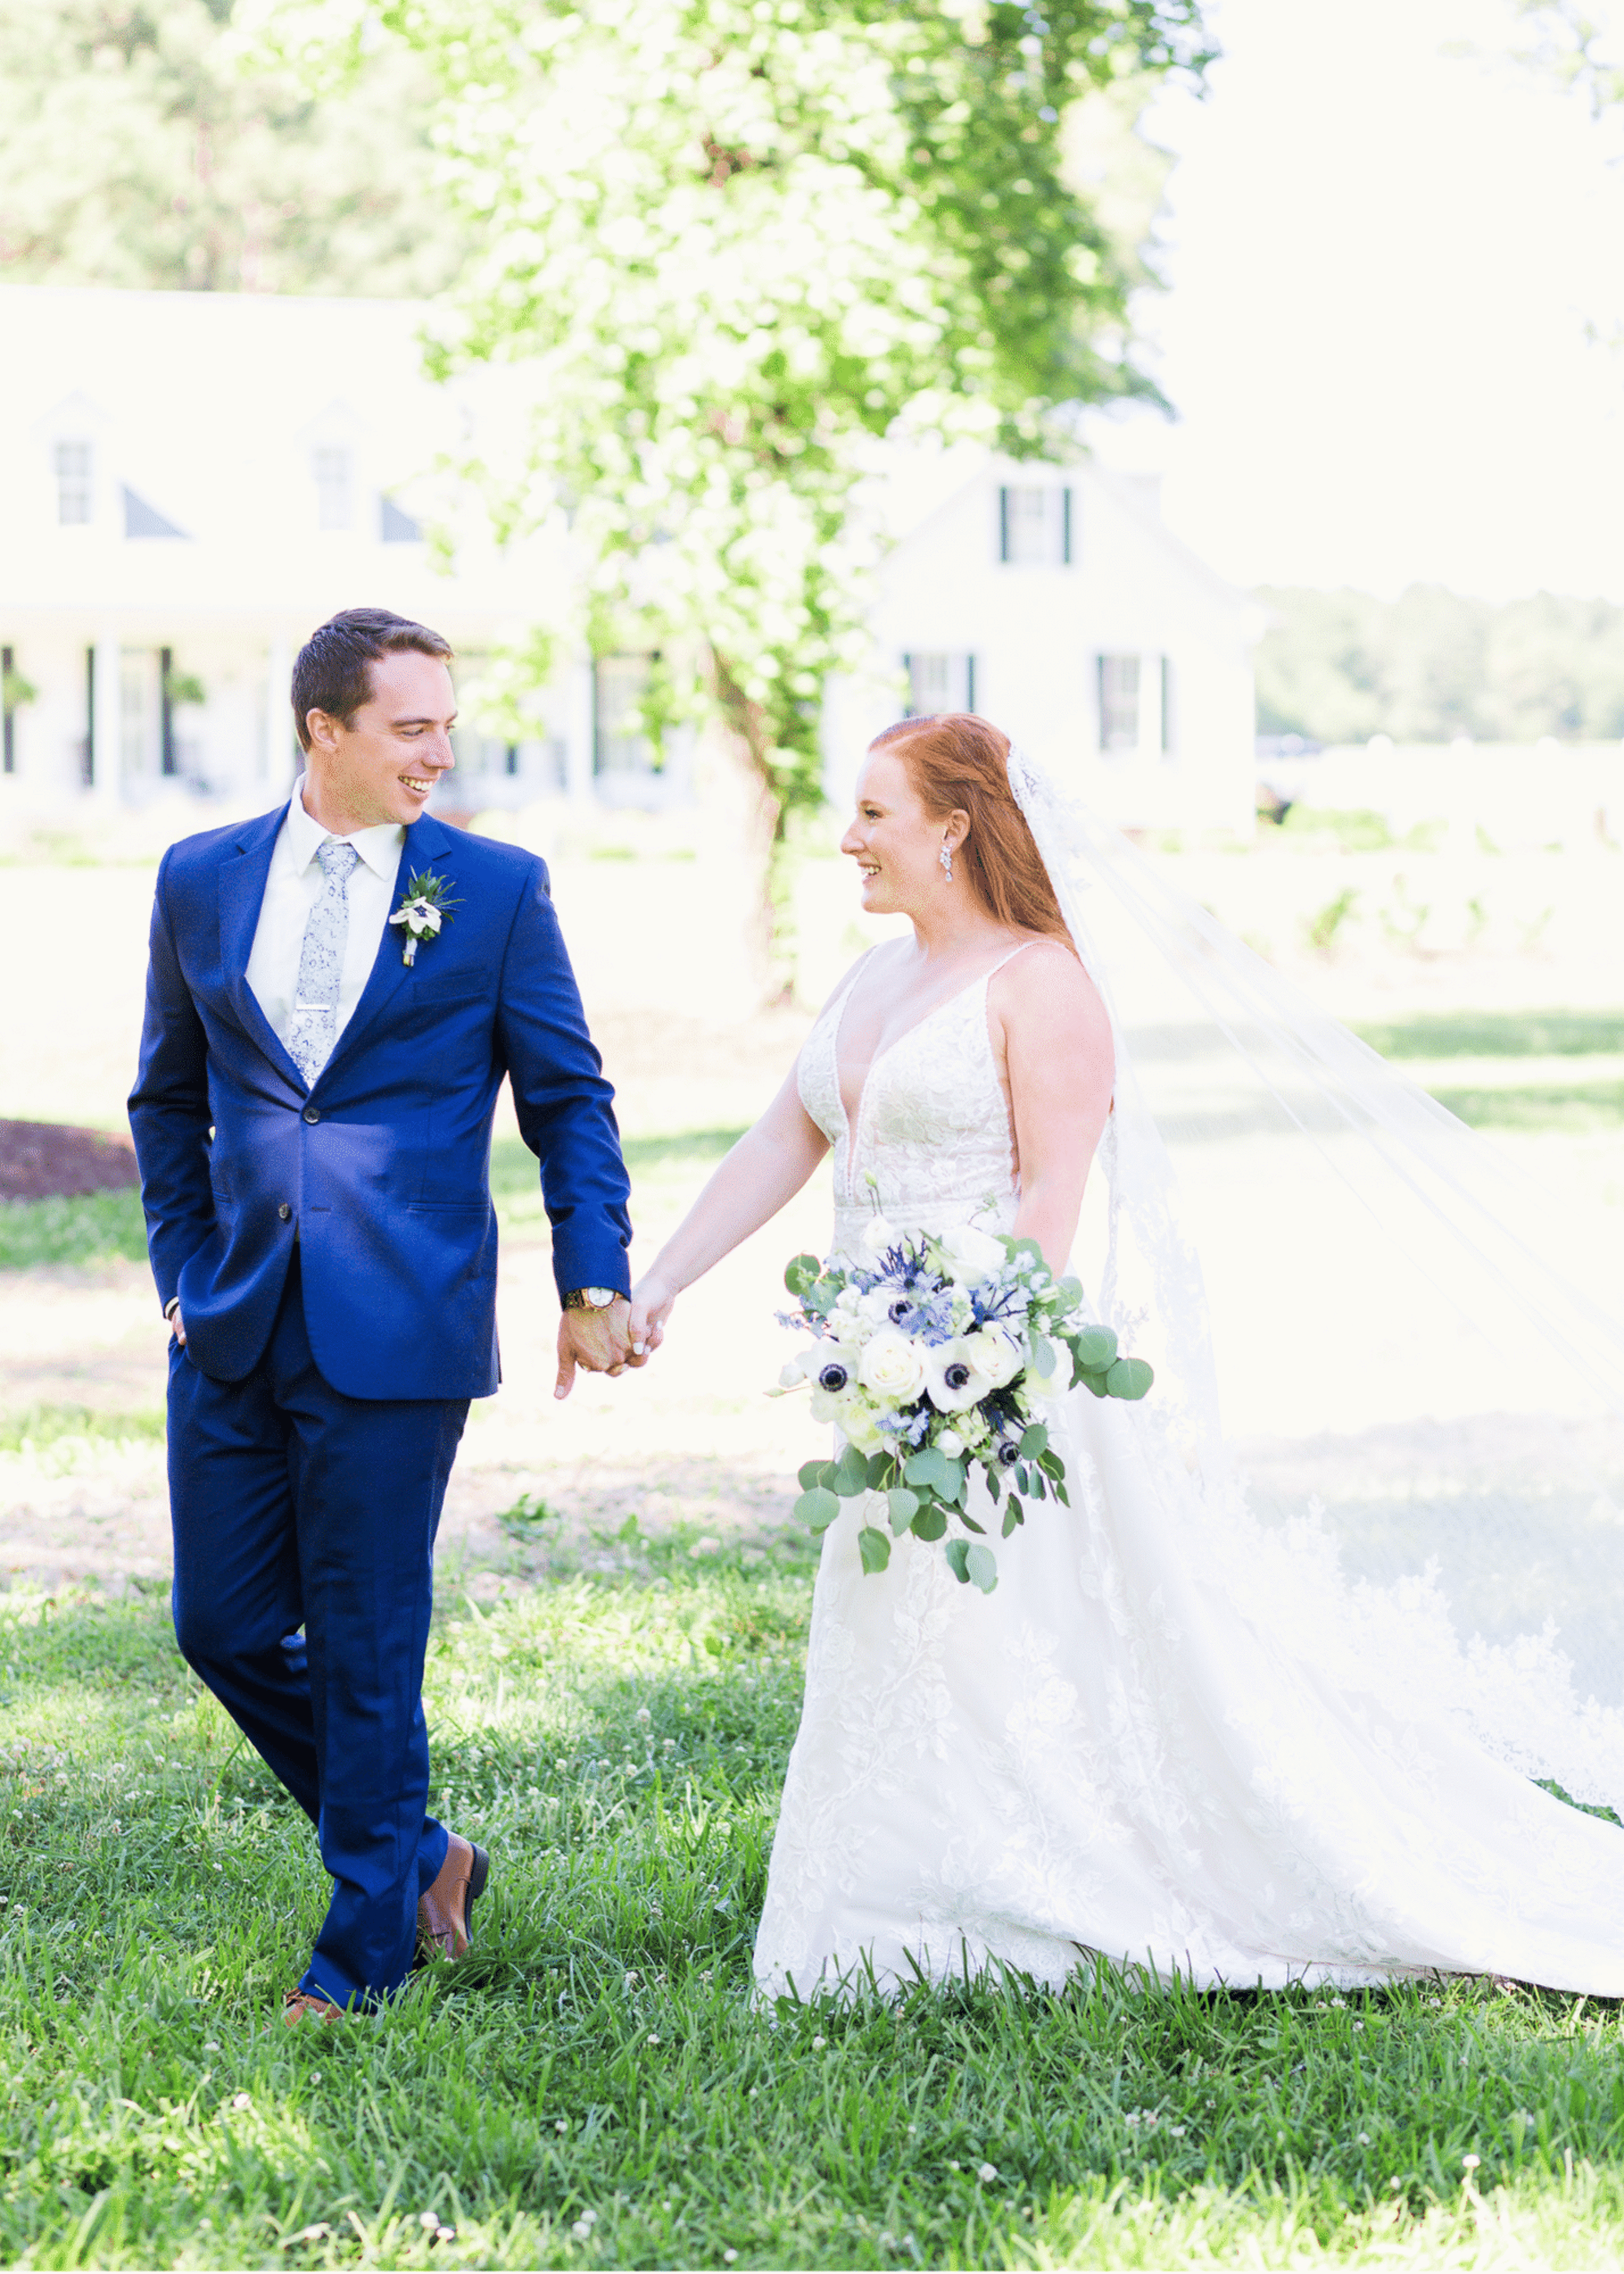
[[858, 1329, 928, 1404], [977, 2162, 998, 2183]]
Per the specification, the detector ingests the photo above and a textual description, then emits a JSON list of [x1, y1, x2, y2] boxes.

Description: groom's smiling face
[[304, 650, 459, 833]]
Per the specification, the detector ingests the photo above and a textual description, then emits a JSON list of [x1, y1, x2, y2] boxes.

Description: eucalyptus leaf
[[1079, 1369, 1109, 1400], [1030, 1335, 1056, 1382], [857, 1525, 891, 1575], [904, 1448, 966, 1503], [943, 1538, 972, 1584], [866, 1451, 896, 1491], [797, 1459, 834, 1492], [959, 1510, 986, 1535], [795, 1486, 839, 1532], [1019, 1423, 1049, 1459], [1074, 1325, 1118, 1370], [986, 1467, 1002, 1503], [832, 1444, 871, 1496], [784, 1253, 822, 1297], [1105, 1356, 1155, 1401], [1001, 1501, 1022, 1538], [886, 1487, 919, 1535], [805, 1277, 841, 1316], [910, 1503, 948, 1542], [964, 1544, 998, 1594]]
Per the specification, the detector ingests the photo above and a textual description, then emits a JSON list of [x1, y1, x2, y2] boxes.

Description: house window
[[55, 440, 92, 525], [380, 495, 422, 543], [1097, 654, 1141, 753], [312, 447, 353, 531], [594, 653, 660, 778], [998, 485, 1072, 566], [903, 652, 976, 717]]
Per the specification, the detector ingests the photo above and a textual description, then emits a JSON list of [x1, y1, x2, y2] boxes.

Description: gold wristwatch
[[562, 1286, 621, 1311]]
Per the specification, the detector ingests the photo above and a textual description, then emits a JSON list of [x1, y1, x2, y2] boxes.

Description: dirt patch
[[0, 1120, 139, 1203]]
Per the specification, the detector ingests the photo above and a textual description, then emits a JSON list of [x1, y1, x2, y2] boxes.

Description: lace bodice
[[797, 947, 1028, 1254]]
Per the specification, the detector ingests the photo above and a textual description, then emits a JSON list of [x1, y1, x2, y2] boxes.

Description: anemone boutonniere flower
[[388, 870, 462, 966]]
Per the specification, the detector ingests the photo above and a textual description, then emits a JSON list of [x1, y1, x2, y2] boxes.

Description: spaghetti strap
[[983, 937, 1046, 982]]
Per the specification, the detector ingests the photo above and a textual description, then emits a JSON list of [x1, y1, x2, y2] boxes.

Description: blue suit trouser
[[167, 1249, 469, 2008]]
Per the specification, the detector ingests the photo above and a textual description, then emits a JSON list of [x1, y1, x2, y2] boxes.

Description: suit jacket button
[[278, 1202, 292, 1221], [302, 1105, 320, 1125]]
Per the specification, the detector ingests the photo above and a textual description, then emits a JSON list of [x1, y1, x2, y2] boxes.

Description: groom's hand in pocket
[[555, 1299, 641, 1400]]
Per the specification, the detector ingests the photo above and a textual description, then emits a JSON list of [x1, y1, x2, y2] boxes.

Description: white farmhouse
[[0, 287, 1256, 833]]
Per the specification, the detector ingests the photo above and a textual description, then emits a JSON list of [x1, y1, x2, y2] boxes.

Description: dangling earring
[[939, 841, 954, 882]]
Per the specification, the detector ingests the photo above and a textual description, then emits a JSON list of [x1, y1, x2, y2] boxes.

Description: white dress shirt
[[244, 778, 405, 1075]]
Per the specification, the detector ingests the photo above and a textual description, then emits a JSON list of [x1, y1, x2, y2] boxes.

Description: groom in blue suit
[[129, 608, 636, 2022]]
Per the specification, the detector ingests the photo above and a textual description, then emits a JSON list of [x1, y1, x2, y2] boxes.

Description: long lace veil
[[1008, 747, 1624, 1812]]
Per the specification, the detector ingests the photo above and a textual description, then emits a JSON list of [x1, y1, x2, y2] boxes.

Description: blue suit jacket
[[127, 804, 632, 1401]]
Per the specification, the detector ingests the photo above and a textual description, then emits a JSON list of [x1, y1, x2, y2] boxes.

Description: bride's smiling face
[[841, 745, 966, 915]]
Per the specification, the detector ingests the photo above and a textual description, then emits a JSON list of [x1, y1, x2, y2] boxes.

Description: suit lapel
[[219, 804, 307, 1088], [314, 814, 458, 1089]]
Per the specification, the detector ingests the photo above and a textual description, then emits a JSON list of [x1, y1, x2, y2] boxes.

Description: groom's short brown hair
[[292, 608, 454, 751]]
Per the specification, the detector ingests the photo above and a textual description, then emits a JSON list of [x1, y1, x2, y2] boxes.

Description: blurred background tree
[[1256, 585, 1624, 745], [257, 0, 1209, 985], [0, 0, 469, 293]]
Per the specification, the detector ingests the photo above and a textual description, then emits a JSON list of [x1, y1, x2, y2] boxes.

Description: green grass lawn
[[1, 1528, 1622, 2271]]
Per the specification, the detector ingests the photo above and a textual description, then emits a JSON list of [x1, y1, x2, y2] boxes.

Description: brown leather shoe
[[283, 1987, 347, 2027], [417, 1832, 490, 1960]]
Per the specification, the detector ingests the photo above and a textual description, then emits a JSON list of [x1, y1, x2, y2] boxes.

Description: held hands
[[628, 1272, 678, 1361], [554, 1298, 646, 1400]]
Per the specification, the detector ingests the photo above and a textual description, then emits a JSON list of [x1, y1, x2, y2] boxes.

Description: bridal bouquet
[[777, 1215, 1152, 1593]]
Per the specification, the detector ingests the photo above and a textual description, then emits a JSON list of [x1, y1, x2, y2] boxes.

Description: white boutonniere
[[388, 869, 462, 966]]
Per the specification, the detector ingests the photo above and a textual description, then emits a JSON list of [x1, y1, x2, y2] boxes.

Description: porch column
[[565, 658, 595, 805], [90, 630, 121, 800]]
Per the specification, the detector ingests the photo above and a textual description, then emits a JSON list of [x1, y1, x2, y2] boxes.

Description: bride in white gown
[[629, 713, 1624, 1999]]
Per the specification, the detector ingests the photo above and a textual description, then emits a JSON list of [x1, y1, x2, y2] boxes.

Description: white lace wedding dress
[[752, 947, 1624, 1999]]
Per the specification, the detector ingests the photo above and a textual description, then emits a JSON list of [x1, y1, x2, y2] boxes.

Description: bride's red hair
[[869, 713, 1075, 949]]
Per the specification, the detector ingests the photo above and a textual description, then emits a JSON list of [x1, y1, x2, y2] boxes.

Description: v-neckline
[[831, 942, 1033, 1200]]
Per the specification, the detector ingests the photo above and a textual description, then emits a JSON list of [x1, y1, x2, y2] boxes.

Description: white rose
[[860, 1214, 898, 1258], [925, 1338, 993, 1413], [938, 1222, 1008, 1282], [857, 1328, 928, 1405], [859, 1286, 898, 1328], [964, 1326, 1022, 1388], [936, 1429, 964, 1458]]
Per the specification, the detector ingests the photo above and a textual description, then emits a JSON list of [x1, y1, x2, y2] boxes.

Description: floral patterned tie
[[287, 839, 360, 1089]]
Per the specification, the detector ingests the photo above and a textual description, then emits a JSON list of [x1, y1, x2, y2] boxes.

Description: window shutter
[[966, 654, 977, 714], [1061, 488, 1072, 566], [902, 652, 914, 716], [998, 488, 1010, 564]]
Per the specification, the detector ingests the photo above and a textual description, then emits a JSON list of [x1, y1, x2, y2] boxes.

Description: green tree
[[261, 0, 1208, 986], [1255, 582, 1624, 746], [0, 0, 469, 294]]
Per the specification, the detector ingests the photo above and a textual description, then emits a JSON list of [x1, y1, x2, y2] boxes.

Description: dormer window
[[998, 484, 1072, 566], [312, 446, 353, 530], [55, 440, 92, 525]]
